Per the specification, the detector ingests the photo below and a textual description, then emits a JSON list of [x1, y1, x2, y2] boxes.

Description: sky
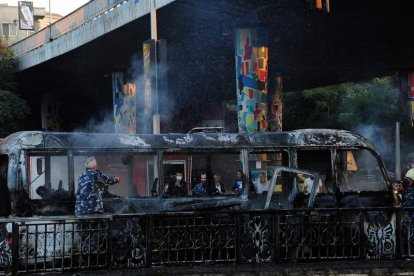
[[1, 0, 91, 16]]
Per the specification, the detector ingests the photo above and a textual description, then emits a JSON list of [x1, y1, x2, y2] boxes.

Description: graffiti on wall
[[112, 72, 137, 134], [235, 28, 269, 133]]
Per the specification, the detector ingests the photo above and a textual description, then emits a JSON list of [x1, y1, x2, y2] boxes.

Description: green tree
[[0, 38, 17, 91], [302, 83, 345, 128], [0, 38, 30, 137], [337, 77, 400, 130], [283, 84, 345, 130], [283, 77, 400, 131], [0, 90, 30, 137]]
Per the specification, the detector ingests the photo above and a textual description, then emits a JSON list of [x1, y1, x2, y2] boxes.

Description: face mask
[[176, 176, 182, 181]]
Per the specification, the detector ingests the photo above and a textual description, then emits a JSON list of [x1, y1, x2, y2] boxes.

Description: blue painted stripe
[[242, 75, 257, 89]]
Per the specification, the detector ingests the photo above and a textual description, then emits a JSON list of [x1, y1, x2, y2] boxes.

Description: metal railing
[[1, 207, 414, 274]]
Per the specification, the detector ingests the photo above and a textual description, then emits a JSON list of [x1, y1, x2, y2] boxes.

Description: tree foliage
[[283, 77, 401, 131], [337, 77, 400, 130], [0, 90, 30, 137], [0, 38, 17, 91], [0, 39, 30, 137]]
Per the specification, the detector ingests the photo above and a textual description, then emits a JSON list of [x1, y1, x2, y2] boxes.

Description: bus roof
[[0, 129, 376, 153]]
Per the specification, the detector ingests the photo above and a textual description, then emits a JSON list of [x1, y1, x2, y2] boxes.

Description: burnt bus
[[0, 129, 397, 216]]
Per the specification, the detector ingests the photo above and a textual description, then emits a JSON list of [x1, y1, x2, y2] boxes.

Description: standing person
[[393, 180, 405, 205], [255, 172, 270, 194], [210, 173, 225, 195], [232, 170, 245, 195], [192, 173, 208, 196], [167, 171, 187, 196], [304, 176, 314, 195], [75, 156, 120, 215]]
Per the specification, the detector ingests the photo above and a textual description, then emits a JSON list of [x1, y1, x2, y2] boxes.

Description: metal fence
[[1, 208, 414, 274]]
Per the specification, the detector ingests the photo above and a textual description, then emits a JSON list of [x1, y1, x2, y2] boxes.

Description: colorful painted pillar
[[235, 28, 269, 133], [112, 72, 137, 134]]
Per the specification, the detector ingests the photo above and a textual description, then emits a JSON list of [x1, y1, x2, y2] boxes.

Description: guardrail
[[10, 0, 126, 57], [1, 207, 413, 274]]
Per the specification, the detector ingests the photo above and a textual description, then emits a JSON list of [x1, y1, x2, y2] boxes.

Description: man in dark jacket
[[210, 173, 225, 195], [167, 171, 187, 196], [75, 156, 120, 215]]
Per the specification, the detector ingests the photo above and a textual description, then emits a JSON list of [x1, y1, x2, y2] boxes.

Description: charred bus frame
[[0, 129, 408, 274]]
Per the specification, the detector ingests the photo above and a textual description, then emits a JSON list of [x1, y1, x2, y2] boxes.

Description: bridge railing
[[1, 207, 413, 274], [11, 0, 126, 57]]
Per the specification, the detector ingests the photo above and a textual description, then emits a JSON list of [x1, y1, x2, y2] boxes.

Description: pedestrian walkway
[[52, 260, 414, 276]]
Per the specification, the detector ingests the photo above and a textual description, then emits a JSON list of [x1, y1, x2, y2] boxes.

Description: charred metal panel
[[0, 129, 380, 152]]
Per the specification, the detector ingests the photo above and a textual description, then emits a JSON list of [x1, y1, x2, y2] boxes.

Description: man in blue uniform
[[192, 173, 208, 196], [75, 156, 120, 215], [232, 170, 244, 195]]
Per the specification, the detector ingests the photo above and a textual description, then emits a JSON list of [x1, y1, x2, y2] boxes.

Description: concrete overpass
[[10, 0, 414, 131]]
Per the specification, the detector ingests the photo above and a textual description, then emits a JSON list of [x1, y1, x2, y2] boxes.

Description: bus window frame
[[26, 150, 71, 200]]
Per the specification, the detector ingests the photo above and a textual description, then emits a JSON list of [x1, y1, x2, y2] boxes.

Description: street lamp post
[[150, 0, 160, 135]]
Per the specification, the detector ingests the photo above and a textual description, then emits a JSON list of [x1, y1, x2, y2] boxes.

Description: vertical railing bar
[[70, 222, 75, 269], [107, 218, 111, 269], [24, 224, 29, 272], [341, 210, 345, 258], [359, 210, 366, 261], [146, 215, 152, 268], [396, 208, 402, 260], [274, 212, 280, 262], [11, 222, 19, 276], [300, 215, 303, 259], [43, 224, 47, 271], [235, 213, 241, 264], [97, 220, 101, 267], [61, 222, 65, 271], [34, 224, 38, 273], [52, 223, 56, 271], [87, 221, 91, 268]]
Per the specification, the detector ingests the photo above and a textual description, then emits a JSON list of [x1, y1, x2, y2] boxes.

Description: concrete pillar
[[235, 28, 269, 133], [269, 75, 283, 131], [112, 72, 137, 134]]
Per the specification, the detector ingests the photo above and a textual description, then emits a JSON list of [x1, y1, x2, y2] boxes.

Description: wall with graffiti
[[235, 28, 269, 133], [112, 72, 137, 134]]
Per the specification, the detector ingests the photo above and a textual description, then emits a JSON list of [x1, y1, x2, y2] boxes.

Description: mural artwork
[[112, 72, 137, 134], [235, 28, 269, 133]]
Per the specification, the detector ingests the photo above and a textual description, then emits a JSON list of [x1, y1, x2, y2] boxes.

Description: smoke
[[355, 123, 398, 174], [127, 47, 175, 134], [74, 110, 115, 133], [75, 46, 175, 135], [356, 124, 390, 156]]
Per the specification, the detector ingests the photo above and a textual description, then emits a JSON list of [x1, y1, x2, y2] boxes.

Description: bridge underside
[[15, 0, 414, 131]]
